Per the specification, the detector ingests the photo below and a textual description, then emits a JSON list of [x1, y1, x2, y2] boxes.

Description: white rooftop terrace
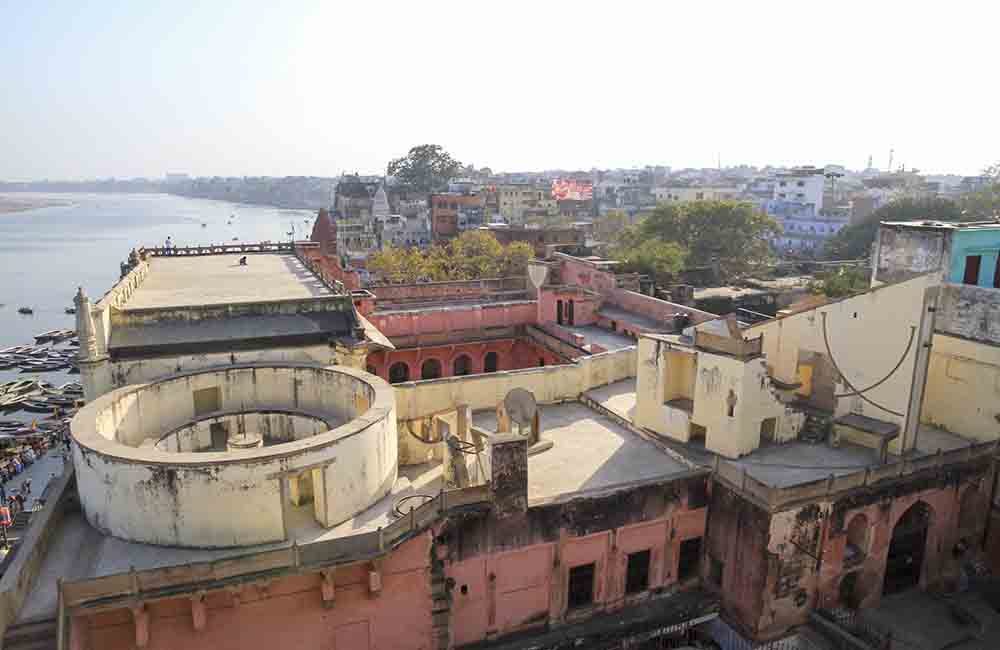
[[124, 254, 333, 310]]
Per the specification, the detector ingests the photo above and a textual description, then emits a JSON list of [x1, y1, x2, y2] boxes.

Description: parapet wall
[[393, 346, 636, 420], [71, 364, 397, 548]]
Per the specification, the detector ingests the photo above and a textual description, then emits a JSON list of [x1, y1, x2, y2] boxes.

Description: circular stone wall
[[71, 363, 397, 548]]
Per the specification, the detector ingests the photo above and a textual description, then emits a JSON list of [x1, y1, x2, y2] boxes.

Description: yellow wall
[[750, 275, 935, 454], [923, 333, 1000, 441]]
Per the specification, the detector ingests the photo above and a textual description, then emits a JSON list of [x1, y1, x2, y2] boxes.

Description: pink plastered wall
[[366, 337, 564, 381], [368, 302, 538, 338], [446, 507, 708, 645], [537, 288, 601, 327], [72, 533, 435, 650], [608, 289, 716, 327], [556, 255, 618, 295]]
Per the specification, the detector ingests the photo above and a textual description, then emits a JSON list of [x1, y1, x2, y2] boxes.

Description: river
[[0, 193, 317, 413]]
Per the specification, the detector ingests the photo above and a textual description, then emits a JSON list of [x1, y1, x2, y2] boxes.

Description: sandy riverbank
[[0, 195, 74, 214]]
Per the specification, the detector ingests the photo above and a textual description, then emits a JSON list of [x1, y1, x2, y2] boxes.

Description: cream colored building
[[653, 186, 742, 203]]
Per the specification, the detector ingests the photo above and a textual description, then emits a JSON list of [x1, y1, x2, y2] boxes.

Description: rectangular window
[[625, 550, 651, 594], [963, 255, 982, 285], [192, 387, 221, 416], [677, 538, 702, 582], [567, 563, 595, 609], [709, 555, 724, 587]]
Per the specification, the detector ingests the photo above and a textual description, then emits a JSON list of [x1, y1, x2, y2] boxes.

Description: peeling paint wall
[[874, 226, 949, 285], [935, 283, 1000, 345]]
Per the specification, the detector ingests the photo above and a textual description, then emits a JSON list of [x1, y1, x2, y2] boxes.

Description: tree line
[[368, 231, 534, 283]]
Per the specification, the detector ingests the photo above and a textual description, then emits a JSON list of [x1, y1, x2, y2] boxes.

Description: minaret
[[74, 287, 111, 401]]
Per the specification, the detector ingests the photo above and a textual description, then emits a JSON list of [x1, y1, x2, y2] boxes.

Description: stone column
[[333, 341, 369, 371], [74, 287, 112, 401]]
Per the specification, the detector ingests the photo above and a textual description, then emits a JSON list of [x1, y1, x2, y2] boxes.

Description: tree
[[368, 246, 427, 284], [808, 266, 870, 298], [450, 230, 504, 279], [595, 210, 630, 243], [613, 238, 687, 285], [639, 200, 780, 279], [387, 144, 463, 193], [823, 197, 963, 260], [501, 241, 534, 277]]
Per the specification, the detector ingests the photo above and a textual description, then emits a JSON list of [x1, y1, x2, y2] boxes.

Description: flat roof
[[559, 324, 636, 352], [473, 401, 692, 504], [881, 219, 1000, 232], [125, 254, 333, 310], [18, 461, 445, 622], [584, 380, 980, 490]]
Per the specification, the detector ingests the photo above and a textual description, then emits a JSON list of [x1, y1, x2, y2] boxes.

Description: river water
[[0, 193, 317, 407]]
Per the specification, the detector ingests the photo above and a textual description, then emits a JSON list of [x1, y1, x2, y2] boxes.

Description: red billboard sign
[[551, 179, 593, 201]]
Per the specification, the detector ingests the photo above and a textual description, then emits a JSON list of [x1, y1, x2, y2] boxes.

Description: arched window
[[421, 358, 442, 380], [453, 354, 472, 376], [845, 514, 870, 565], [484, 351, 499, 373], [388, 362, 409, 384]]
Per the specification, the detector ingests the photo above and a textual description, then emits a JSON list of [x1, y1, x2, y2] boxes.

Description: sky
[[1, 0, 998, 180]]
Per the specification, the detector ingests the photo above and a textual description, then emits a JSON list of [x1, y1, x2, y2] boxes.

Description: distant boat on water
[[17, 307, 33, 315]]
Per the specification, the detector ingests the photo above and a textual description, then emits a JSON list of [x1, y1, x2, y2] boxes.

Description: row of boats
[[0, 345, 80, 373], [0, 379, 84, 414], [34, 329, 76, 344], [0, 330, 80, 373]]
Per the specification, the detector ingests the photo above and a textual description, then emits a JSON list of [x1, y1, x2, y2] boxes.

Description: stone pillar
[[487, 433, 528, 518], [74, 287, 111, 401], [333, 341, 369, 371]]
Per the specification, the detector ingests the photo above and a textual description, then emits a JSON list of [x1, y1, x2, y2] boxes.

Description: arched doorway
[[453, 354, 472, 376], [845, 514, 870, 566], [556, 300, 564, 325], [883, 502, 932, 595], [421, 358, 442, 380], [484, 351, 499, 373], [839, 572, 861, 609], [567, 299, 575, 325], [388, 362, 410, 384]]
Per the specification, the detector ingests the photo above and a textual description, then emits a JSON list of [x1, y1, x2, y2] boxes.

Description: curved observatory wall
[[71, 364, 397, 548]]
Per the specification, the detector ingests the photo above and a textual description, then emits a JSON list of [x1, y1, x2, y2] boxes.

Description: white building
[[773, 167, 825, 211]]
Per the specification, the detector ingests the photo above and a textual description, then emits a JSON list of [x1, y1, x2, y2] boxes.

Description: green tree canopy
[[370, 231, 530, 283], [387, 144, 463, 193], [612, 237, 687, 285], [822, 197, 963, 260], [637, 200, 780, 279]]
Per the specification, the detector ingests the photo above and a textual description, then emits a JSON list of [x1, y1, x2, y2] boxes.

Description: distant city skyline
[[2, 1, 998, 181]]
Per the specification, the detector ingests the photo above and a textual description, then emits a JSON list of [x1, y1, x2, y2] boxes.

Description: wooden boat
[[17, 307, 33, 315], [64, 307, 76, 314], [34, 330, 62, 344], [20, 400, 57, 414]]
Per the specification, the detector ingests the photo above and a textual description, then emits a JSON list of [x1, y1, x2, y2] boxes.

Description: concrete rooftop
[[560, 324, 637, 352], [586, 379, 979, 490], [125, 254, 333, 310], [473, 401, 691, 504]]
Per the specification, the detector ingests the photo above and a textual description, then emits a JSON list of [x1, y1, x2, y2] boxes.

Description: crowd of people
[[0, 431, 63, 548]]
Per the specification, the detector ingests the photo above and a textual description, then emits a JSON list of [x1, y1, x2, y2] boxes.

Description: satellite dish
[[504, 388, 537, 429]]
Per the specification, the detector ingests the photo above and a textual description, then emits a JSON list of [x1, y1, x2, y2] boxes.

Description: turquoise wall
[[949, 229, 1000, 286]]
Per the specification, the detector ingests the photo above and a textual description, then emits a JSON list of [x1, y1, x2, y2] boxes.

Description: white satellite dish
[[504, 388, 537, 429]]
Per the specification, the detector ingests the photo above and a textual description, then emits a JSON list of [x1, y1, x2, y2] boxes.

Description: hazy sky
[[2, 1, 997, 180]]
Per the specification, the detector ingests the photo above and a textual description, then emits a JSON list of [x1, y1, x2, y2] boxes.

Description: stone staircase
[[2, 618, 57, 650], [798, 411, 832, 444]]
